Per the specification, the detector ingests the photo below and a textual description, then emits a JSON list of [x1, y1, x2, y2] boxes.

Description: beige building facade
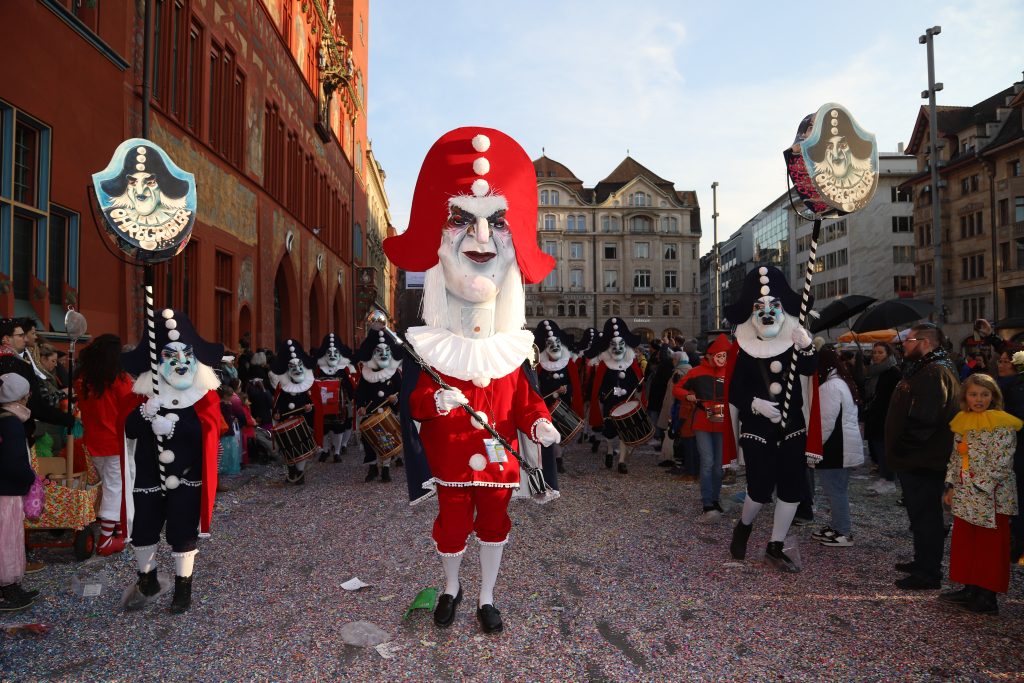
[[526, 156, 701, 342], [364, 142, 396, 320]]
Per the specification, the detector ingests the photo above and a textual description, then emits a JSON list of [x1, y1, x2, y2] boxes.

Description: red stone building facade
[[0, 0, 380, 354]]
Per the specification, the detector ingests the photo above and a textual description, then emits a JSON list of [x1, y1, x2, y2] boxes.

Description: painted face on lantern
[[438, 198, 515, 304], [124, 172, 162, 216], [159, 342, 198, 390], [824, 136, 850, 179], [325, 346, 342, 367], [287, 357, 306, 383], [544, 336, 564, 360], [751, 296, 785, 339], [371, 344, 392, 370], [610, 336, 627, 361]]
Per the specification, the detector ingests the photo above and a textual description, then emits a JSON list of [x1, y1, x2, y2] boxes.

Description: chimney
[[897, 141, 905, 154]]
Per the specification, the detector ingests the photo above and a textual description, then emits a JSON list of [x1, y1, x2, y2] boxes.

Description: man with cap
[[121, 309, 224, 613], [588, 317, 646, 474], [534, 319, 584, 476], [353, 329, 403, 483], [268, 339, 317, 485], [312, 333, 357, 463], [722, 266, 822, 572], [384, 126, 560, 634]]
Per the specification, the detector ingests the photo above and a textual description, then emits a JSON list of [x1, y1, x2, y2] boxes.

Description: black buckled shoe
[[318, 450, 330, 463], [476, 603, 503, 634], [169, 576, 193, 614], [938, 585, 976, 604], [961, 588, 998, 615], [380, 467, 392, 483], [364, 464, 379, 482], [765, 541, 800, 573], [617, 462, 628, 474], [730, 521, 753, 560], [605, 450, 615, 469], [433, 587, 462, 628]]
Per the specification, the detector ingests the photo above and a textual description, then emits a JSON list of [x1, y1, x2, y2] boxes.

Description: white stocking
[[340, 430, 352, 448], [771, 501, 799, 543], [740, 497, 763, 525], [441, 554, 462, 597], [618, 444, 629, 464], [172, 549, 197, 577], [295, 460, 307, 472], [134, 544, 158, 574], [478, 543, 504, 607]]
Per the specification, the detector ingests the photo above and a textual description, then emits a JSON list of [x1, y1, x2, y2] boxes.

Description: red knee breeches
[[432, 485, 514, 556]]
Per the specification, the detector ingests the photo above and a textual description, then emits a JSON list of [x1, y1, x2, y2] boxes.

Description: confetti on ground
[[3, 441, 1022, 680]]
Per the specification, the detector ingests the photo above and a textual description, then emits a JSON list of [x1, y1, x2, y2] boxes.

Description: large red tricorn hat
[[383, 126, 555, 284]]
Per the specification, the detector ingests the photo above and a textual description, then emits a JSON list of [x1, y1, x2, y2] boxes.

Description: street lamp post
[[712, 181, 720, 330], [919, 26, 944, 322]]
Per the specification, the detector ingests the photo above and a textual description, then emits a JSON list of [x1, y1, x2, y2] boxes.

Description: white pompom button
[[471, 134, 490, 152], [473, 157, 490, 175], [377, 390, 385, 397], [770, 360, 783, 373], [288, 403, 295, 410], [471, 178, 489, 196], [758, 267, 768, 276], [760, 286, 770, 296], [469, 453, 488, 471], [158, 450, 175, 464], [165, 475, 180, 489], [618, 372, 626, 379], [161, 309, 174, 319], [769, 382, 783, 395], [470, 412, 489, 430]]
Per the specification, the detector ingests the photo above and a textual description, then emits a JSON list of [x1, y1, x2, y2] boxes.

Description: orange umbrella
[[837, 329, 897, 343]]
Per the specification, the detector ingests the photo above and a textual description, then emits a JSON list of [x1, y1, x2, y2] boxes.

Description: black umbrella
[[851, 298, 935, 333], [809, 295, 877, 333]]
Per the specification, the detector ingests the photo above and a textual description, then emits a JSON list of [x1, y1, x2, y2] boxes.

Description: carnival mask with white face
[[287, 357, 306, 383], [609, 337, 627, 361], [544, 337, 564, 361], [324, 346, 342, 368], [438, 201, 515, 304], [160, 342, 198, 391], [824, 136, 850, 179], [124, 172, 162, 216], [370, 344, 392, 370], [751, 296, 785, 339]]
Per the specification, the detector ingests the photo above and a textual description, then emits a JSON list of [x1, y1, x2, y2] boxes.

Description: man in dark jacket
[[0, 318, 74, 441], [885, 323, 960, 590]]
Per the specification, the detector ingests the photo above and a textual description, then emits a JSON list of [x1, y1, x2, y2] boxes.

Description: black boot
[[556, 457, 565, 474], [286, 465, 298, 484], [605, 449, 615, 469], [380, 466, 391, 483], [333, 452, 342, 463], [0, 584, 33, 612], [294, 469, 305, 485], [169, 575, 193, 614], [617, 462, 628, 474], [591, 439, 599, 454], [730, 521, 753, 560], [962, 587, 998, 615], [137, 568, 161, 597], [318, 449, 330, 463], [765, 541, 800, 573], [364, 464, 379, 482], [938, 585, 976, 604], [394, 457, 403, 467]]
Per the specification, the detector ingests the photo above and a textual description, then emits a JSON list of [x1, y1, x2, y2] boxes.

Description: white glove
[[533, 420, 561, 447], [612, 386, 627, 397], [151, 415, 174, 436], [435, 388, 469, 413], [751, 397, 782, 423], [141, 397, 162, 419], [791, 325, 813, 350]]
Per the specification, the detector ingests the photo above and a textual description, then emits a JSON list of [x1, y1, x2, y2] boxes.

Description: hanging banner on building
[[92, 138, 196, 263], [784, 103, 878, 216]]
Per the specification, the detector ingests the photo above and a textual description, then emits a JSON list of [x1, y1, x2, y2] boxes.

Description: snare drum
[[359, 407, 403, 462], [549, 399, 583, 445], [271, 417, 317, 465], [607, 400, 655, 447]]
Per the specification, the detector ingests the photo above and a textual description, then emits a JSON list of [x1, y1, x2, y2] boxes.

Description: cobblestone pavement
[[4, 439, 1023, 682]]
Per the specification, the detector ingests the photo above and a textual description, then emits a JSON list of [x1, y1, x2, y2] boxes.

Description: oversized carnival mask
[[287, 357, 307, 383], [544, 336, 564, 361], [751, 296, 785, 339], [370, 344, 393, 370], [123, 172, 162, 216], [324, 346, 342, 368], [609, 337, 627, 361], [438, 198, 516, 304], [160, 342, 199, 390]]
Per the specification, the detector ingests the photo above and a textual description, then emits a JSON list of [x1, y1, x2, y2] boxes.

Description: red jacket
[[76, 374, 136, 457], [672, 357, 726, 433]]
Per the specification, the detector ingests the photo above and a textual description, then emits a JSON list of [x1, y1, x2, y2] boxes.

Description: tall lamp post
[[711, 181, 721, 330], [920, 26, 944, 322]]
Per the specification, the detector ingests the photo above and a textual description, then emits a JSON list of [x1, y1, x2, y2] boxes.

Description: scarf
[[864, 354, 896, 400], [901, 347, 954, 381], [1, 402, 31, 422]]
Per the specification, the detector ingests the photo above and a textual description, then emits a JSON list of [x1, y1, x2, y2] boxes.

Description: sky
[[367, 0, 1024, 256]]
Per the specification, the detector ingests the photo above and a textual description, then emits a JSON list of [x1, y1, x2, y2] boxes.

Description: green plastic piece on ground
[[403, 588, 438, 620]]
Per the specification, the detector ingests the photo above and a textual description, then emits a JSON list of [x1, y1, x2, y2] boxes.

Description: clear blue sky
[[368, 0, 1024, 255]]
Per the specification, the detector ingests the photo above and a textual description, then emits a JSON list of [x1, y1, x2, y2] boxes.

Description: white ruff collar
[[269, 371, 315, 394], [405, 326, 534, 383], [362, 365, 398, 383], [539, 354, 571, 372], [318, 358, 354, 376], [599, 347, 636, 372], [734, 317, 800, 358]]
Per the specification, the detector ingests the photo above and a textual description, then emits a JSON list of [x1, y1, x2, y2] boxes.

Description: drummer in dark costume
[[533, 320, 583, 475], [312, 333, 357, 463], [723, 266, 822, 572], [588, 318, 646, 474], [268, 339, 316, 485], [353, 329, 403, 483], [575, 327, 600, 449], [121, 309, 223, 614]]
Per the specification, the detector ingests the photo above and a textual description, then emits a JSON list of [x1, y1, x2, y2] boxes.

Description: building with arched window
[[527, 155, 701, 343]]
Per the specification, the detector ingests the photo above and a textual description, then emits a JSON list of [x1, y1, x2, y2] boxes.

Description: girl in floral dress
[[941, 373, 1021, 614]]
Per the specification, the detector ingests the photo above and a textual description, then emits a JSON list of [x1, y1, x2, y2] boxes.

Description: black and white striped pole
[[779, 218, 821, 429], [143, 267, 170, 492]]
